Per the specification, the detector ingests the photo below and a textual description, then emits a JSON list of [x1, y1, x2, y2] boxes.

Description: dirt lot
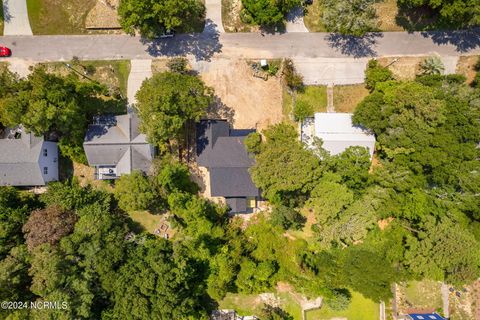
[[456, 55, 479, 85], [222, 0, 259, 32], [377, 56, 425, 80], [196, 59, 283, 131]]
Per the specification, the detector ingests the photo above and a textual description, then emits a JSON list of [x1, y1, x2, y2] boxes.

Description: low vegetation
[[333, 85, 369, 113], [26, 0, 96, 34]]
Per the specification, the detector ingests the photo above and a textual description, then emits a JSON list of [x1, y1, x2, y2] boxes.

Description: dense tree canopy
[[136, 72, 212, 151], [241, 0, 300, 25], [118, 0, 205, 39], [321, 0, 379, 36]]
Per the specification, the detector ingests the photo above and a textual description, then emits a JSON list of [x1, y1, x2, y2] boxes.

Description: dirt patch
[[333, 85, 370, 113], [377, 217, 394, 230], [151, 59, 171, 74], [222, 0, 259, 32], [374, 0, 403, 32], [85, 0, 121, 29], [198, 59, 283, 131], [377, 56, 425, 80], [456, 55, 479, 85]]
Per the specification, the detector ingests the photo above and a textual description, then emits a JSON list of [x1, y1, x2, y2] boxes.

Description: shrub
[[270, 205, 306, 230], [167, 57, 188, 74], [244, 132, 262, 154], [365, 59, 393, 91], [294, 100, 314, 122]]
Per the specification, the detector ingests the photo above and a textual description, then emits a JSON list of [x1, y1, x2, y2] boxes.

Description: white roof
[[314, 113, 376, 157]]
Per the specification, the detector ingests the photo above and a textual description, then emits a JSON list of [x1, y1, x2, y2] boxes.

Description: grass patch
[[283, 86, 327, 120], [333, 85, 369, 113], [303, 0, 326, 32], [128, 211, 164, 234], [306, 291, 379, 320], [39, 60, 131, 100], [402, 280, 443, 311], [0, 2, 4, 36], [27, 0, 97, 34]]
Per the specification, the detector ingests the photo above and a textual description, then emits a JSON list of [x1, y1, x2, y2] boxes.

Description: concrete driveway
[[293, 57, 369, 85], [286, 6, 308, 33], [2, 0, 33, 35], [127, 59, 152, 106], [205, 0, 225, 33]]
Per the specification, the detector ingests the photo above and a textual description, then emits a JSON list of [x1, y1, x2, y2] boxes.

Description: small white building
[[302, 113, 376, 159]]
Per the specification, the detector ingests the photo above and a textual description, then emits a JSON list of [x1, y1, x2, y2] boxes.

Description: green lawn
[[306, 291, 379, 320], [283, 86, 328, 121], [128, 211, 163, 234], [218, 292, 305, 320], [402, 280, 443, 311], [26, 0, 96, 34]]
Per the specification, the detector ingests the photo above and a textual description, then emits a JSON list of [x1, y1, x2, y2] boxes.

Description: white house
[[302, 113, 376, 159], [0, 127, 59, 186]]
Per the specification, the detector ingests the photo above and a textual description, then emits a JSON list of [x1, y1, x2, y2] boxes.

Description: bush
[[473, 73, 480, 88], [244, 132, 262, 154], [114, 171, 157, 212], [365, 59, 393, 91], [283, 59, 304, 91], [270, 205, 306, 230], [419, 56, 445, 75], [294, 100, 314, 122], [324, 289, 352, 311]]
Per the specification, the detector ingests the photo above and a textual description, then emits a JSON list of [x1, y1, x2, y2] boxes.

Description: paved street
[[1, 29, 480, 62]]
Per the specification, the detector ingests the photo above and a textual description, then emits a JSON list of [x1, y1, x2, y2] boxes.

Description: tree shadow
[[2, 1, 11, 23], [206, 96, 235, 125], [325, 32, 383, 58], [142, 19, 222, 62], [420, 28, 480, 53], [395, 4, 441, 32]]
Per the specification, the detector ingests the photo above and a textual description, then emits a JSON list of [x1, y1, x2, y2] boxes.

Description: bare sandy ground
[[192, 58, 283, 131]]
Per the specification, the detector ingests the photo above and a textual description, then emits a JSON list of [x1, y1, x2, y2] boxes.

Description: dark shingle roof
[[196, 120, 259, 198], [225, 198, 247, 213], [83, 114, 153, 174]]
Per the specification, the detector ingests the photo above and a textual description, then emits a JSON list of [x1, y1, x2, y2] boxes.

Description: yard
[[396, 281, 443, 314], [39, 59, 131, 99], [26, 0, 97, 34], [197, 59, 283, 131], [305, 291, 379, 320], [333, 85, 369, 113], [377, 56, 425, 80], [304, 0, 442, 32], [283, 86, 328, 120], [127, 210, 164, 234]]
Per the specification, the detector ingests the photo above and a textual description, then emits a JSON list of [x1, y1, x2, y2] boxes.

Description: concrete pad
[[205, 0, 225, 33], [127, 59, 152, 106], [440, 55, 459, 75], [286, 6, 308, 33], [3, 0, 33, 35], [293, 57, 369, 85], [7, 58, 34, 78]]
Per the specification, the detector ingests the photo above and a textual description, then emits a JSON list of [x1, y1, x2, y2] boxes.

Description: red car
[[0, 47, 12, 57]]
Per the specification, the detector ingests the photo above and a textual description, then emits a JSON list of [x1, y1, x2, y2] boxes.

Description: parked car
[[0, 46, 11, 57], [158, 29, 175, 39]]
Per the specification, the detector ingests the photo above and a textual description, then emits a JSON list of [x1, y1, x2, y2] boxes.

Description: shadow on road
[[143, 19, 222, 61], [325, 32, 383, 58], [420, 28, 480, 53], [2, 0, 11, 22]]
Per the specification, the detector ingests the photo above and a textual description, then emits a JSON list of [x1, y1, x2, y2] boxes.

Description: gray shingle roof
[[225, 197, 247, 213], [0, 128, 50, 186], [196, 120, 259, 198], [83, 114, 153, 174]]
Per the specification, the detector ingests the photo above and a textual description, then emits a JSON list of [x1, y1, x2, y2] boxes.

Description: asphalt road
[[1, 28, 480, 62]]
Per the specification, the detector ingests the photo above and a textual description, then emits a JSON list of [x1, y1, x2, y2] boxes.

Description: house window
[[43, 167, 48, 175], [43, 149, 48, 157]]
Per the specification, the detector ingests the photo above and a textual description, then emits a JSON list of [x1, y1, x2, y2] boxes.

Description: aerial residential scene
[[0, 0, 479, 319]]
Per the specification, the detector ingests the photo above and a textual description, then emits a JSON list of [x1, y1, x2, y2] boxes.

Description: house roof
[[225, 198, 247, 214], [83, 114, 153, 174], [408, 314, 446, 320], [314, 113, 376, 157], [0, 128, 51, 186], [196, 120, 259, 199]]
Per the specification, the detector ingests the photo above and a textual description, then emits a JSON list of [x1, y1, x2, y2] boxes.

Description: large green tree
[[321, 0, 379, 36], [241, 0, 300, 26], [118, 0, 204, 39], [136, 72, 212, 151]]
